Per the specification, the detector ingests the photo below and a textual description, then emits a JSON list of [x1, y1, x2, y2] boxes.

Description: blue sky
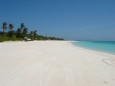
[[0, 0, 115, 40]]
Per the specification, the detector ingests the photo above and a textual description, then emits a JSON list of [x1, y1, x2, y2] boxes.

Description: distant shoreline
[[71, 41, 115, 56]]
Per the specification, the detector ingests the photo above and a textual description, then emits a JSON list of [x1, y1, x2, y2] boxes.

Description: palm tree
[[20, 23, 25, 30], [2, 22, 7, 34], [16, 28, 21, 37], [33, 30, 37, 39], [17, 28, 21, 33], [23, 28, 28, 35], [8, 24, 14, 37], [9, 24, 14, 31], [20, 23, 26, 33]]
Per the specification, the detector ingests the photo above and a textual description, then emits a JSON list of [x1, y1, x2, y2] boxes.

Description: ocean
[[72, 41, 115, 55]]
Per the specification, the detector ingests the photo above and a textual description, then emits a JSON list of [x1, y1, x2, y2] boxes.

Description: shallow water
[[72, 41, 115, 55]]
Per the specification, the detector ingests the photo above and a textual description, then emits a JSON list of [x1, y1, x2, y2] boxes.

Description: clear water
[[72, 41, 115, 55]]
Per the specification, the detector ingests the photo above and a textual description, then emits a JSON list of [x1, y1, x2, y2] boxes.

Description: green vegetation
[[0, 22, 64, 42]]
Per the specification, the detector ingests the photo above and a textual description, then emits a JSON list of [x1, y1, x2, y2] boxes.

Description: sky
[[0, 0, 115, 41]]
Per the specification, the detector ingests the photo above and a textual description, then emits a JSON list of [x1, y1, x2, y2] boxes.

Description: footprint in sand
[[103, 59, 115, 67]]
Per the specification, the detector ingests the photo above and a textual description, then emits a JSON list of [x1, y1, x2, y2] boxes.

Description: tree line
[[0, 22, 64, 42]]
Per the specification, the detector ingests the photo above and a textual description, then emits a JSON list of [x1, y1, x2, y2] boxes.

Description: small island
[[0, 22, 64, 42]]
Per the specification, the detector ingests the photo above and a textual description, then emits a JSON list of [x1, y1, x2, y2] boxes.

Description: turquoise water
[[72, 41, 115, 55]]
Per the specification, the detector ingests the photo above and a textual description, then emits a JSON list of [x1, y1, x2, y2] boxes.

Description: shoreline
[[70, 41, 115, 58], [1, 40, 114, 59], [1, 40, 114, 58]]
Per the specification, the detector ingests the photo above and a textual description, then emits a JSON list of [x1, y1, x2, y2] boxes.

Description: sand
[[0, 41, 115, 86]]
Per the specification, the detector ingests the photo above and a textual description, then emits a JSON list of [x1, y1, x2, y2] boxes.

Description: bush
[[0, 37, 4, 42]]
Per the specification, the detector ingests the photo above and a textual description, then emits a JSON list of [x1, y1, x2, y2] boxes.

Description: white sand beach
[[0, 41, 115, 86]]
